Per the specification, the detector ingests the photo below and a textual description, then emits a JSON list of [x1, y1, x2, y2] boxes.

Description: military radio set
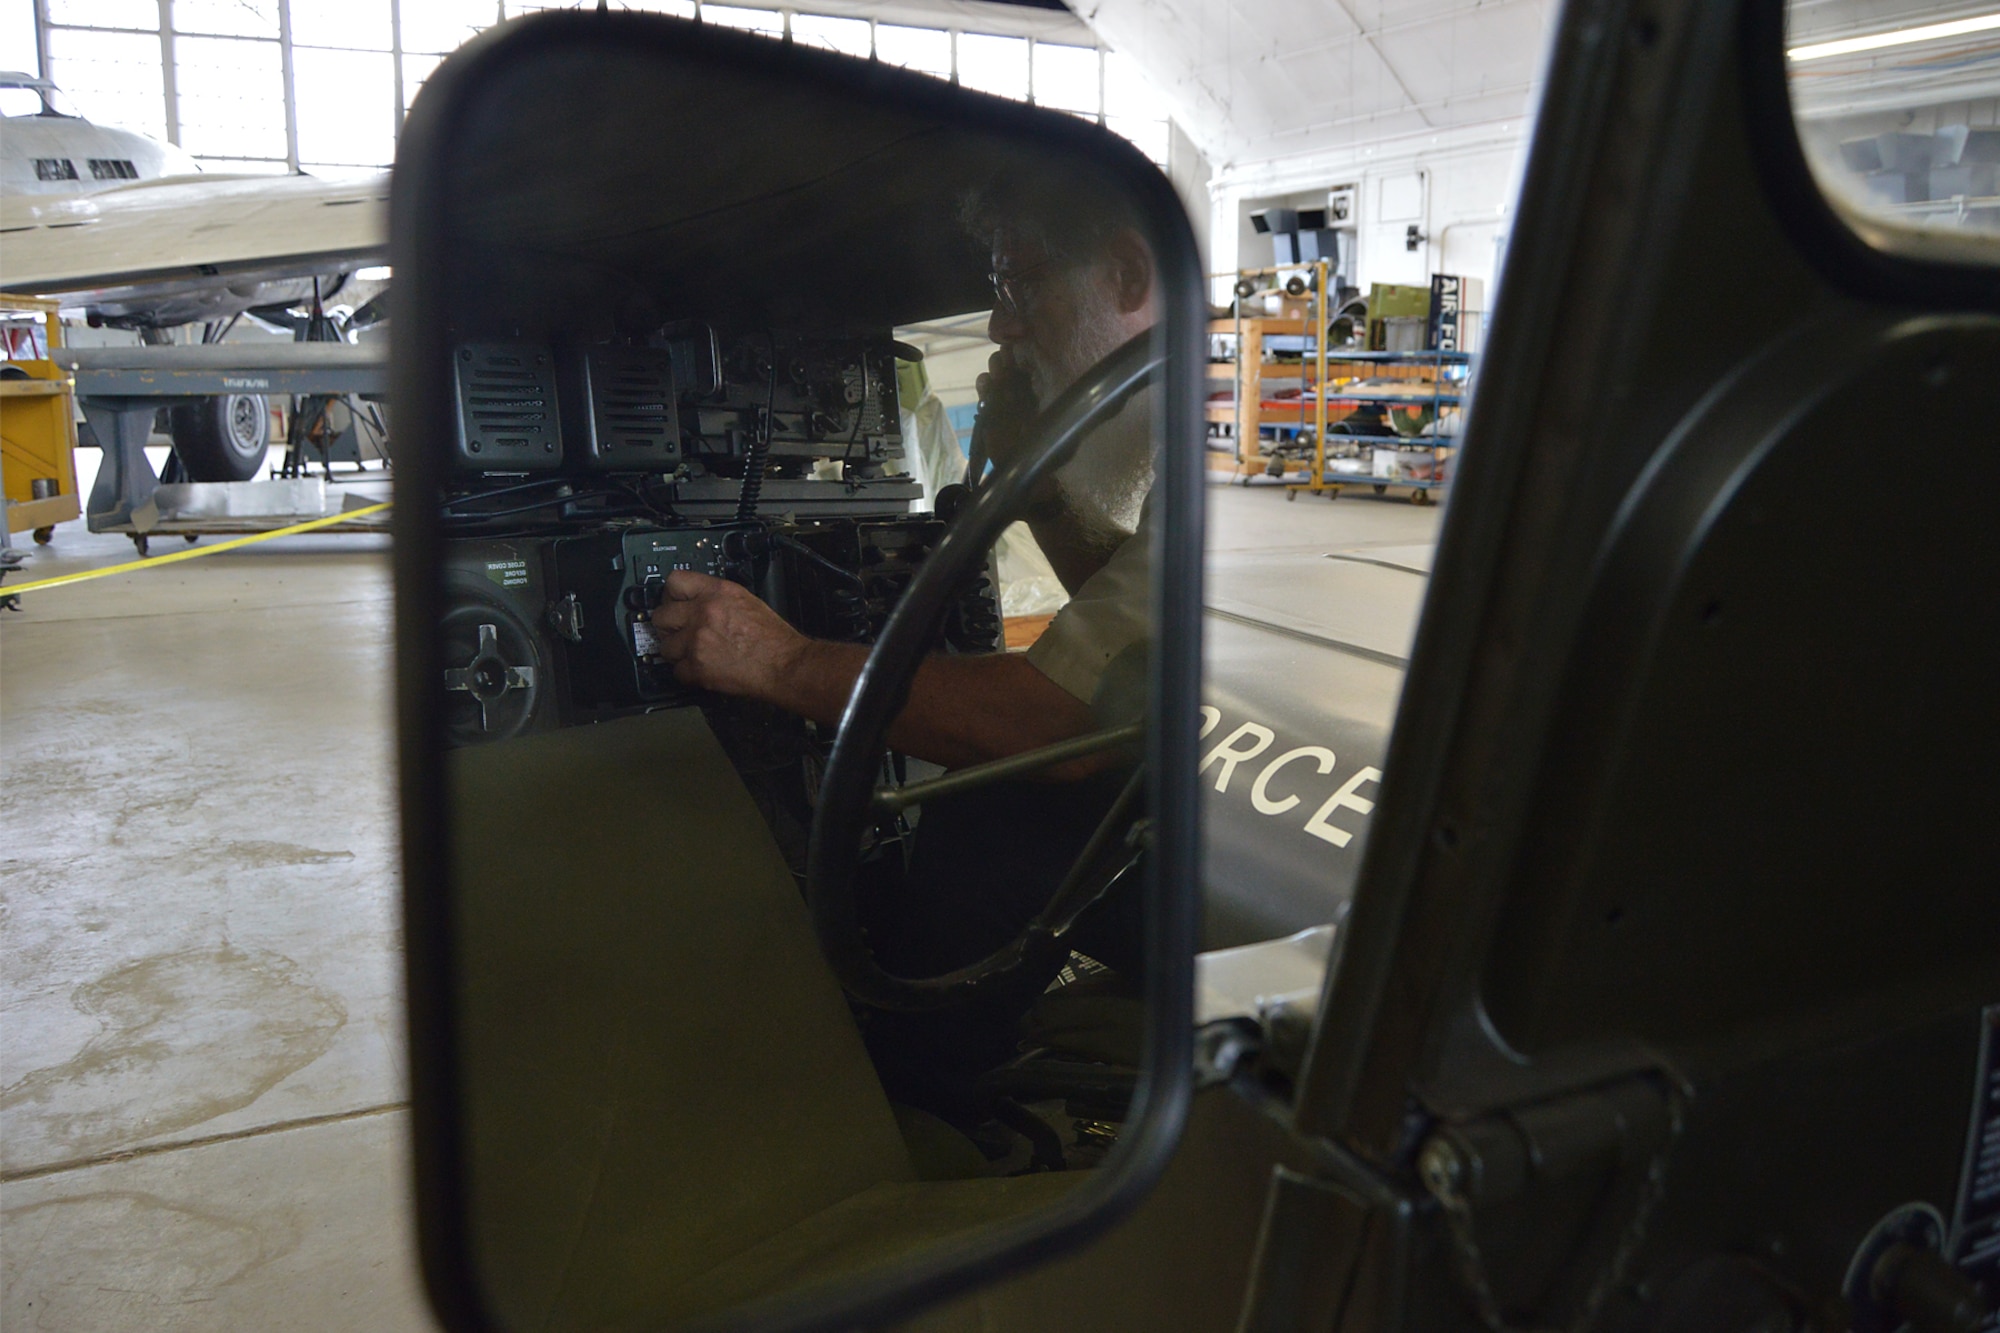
[[438, 322, 999, 752]]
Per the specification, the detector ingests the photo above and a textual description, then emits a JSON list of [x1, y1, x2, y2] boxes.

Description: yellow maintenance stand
[[0, 295, 82, 544], [1283, 258, 1337, 500]]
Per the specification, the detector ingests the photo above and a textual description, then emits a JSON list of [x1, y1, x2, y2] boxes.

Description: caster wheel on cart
[[184, 534, 200, 545], [132, 535, 150, 558], [1410, 489, 1429, 506], [1286, 490, 1297, 502], [32, 527, 53, 544], [1373, 484, 1387, 495]]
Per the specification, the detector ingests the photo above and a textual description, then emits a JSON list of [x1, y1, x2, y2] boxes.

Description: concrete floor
[[0, 469, 1438, 1330]]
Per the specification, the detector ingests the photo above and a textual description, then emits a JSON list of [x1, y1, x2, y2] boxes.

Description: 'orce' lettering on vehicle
[[1303, 767, 1381, 848]]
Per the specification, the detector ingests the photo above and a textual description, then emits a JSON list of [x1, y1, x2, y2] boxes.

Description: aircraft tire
[[169, 393, 270, 482]]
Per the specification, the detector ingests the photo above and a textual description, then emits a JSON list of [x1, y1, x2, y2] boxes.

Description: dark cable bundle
[[736, 332, 778, 521]]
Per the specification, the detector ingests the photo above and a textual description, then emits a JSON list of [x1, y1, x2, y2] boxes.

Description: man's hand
[[649, 571, 810, 701], [972, 349, 1040, 473]]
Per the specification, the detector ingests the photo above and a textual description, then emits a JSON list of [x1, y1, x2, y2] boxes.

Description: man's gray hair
[[958, 165, 1149, 262]]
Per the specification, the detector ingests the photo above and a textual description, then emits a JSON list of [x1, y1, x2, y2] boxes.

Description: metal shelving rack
[[1208, 263, 1472, 504]]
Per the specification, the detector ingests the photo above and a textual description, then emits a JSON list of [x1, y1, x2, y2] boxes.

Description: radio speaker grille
[[452, 342, 562, 472]]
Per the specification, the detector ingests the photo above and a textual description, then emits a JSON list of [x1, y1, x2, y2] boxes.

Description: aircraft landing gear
[[168, 393, 271, 482]]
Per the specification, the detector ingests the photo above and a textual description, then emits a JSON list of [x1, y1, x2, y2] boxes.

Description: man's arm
[[651, 570, 1096, 770]]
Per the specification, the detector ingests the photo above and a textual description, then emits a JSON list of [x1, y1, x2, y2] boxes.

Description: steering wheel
[[806, 331, 1164, 1012]]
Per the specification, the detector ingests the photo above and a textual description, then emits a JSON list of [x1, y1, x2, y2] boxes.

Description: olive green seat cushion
[[450, 710, 1078, 1330]]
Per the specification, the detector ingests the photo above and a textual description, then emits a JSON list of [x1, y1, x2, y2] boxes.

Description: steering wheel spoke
[[1034, 769, 1149, 938], [871, 721, 1141, 816]]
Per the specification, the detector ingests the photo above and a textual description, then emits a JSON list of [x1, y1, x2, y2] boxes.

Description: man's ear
[[1104, 227, 1154, 316]]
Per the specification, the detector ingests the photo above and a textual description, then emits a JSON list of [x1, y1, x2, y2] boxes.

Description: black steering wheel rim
[[806, 331, 1165, 1012]]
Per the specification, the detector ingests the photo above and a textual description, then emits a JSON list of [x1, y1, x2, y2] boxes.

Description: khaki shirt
[[1024, 491, 1154, 704]]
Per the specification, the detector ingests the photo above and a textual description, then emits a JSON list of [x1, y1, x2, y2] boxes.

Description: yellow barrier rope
[[1, 501, 392, 596]]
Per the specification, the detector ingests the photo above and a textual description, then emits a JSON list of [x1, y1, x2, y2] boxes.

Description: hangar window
[[790, 13, 872, 57], [174, 34, 286, 163], [1787, 0, 2000, 262], [296, 47, 397, 173], [45, 0, 154, 30], [703, 6, 785, 37], [874, 23, 951, 78], [957, 33, 1030, 101], [401, 52, 443, 115], [1034, 41, 1101, 115], [171, 0, 279, 41], [399, 0, 493, 58], [26, 2, 1177, 176], [291, 0, 392, 51], [43, 28, 168, 143]]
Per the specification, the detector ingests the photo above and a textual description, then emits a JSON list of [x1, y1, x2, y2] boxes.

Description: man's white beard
[[1052, 402, 1152, 556], [1031, 272, 1154, 551]]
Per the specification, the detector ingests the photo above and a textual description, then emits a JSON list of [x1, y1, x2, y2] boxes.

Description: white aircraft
[[0, 71, 387, 479], [0, 71, 199, 192]]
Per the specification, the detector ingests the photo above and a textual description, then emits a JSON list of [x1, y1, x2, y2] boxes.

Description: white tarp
[[895, 360, 1067, 619]]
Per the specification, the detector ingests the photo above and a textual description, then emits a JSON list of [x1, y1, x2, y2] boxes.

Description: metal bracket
[[1416, 1075, 1687, 1333]]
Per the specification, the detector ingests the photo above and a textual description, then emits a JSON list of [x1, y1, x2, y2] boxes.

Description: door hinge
[[1416, 1074, 1687, 1333]]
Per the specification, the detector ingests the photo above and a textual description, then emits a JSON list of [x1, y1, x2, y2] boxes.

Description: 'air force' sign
[[1429, 273, 1466, 353]]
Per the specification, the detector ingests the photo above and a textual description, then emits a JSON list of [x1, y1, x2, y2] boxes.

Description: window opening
[[1786, 0, 2000, 262]]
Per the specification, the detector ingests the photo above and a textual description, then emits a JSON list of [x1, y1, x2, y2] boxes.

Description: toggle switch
[[623, 577, 666, 613]]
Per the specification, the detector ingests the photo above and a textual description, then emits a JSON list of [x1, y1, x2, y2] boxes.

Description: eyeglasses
[[988, 258, 1063, 318]]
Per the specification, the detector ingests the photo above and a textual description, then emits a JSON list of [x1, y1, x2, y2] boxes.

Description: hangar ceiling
[[1078, 0, 1559, 170], [1084, 0, 2000, 173]]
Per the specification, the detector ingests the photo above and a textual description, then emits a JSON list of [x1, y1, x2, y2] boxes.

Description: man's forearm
[[758, 642, 1097, 771], [757, 638, 869, 729]]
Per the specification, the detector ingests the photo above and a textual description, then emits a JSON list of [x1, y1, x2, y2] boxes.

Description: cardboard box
[[1396, 452, 1439, 483]]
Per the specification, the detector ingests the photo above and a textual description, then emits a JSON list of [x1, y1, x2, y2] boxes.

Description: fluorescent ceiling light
[[1788, 10, 2000, 61]]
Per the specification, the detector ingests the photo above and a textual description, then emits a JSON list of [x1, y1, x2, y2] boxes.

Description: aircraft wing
[[0, 171, 388, 301]]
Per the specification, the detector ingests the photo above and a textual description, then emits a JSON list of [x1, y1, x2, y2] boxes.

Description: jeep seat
[[449, 709, 1079, 1330]]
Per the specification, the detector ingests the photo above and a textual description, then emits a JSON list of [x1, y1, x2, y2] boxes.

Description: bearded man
[[648, 177, 1162, 1121], [650, 181, 1159, 769]]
